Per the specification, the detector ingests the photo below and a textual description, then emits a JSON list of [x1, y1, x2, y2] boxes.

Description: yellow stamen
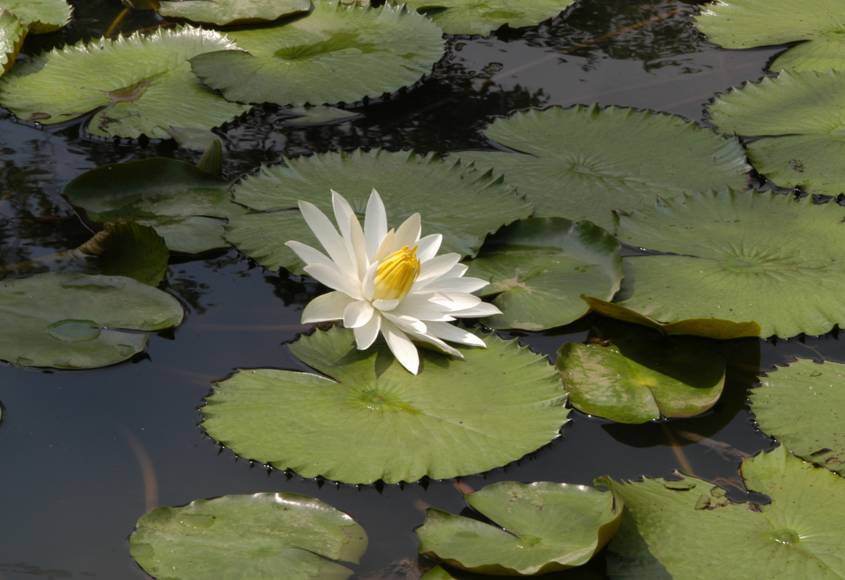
[[374, 246, 420, 301]]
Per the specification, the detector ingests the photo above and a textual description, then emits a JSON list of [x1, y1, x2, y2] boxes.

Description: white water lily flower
[[286, 189, 501, 374]]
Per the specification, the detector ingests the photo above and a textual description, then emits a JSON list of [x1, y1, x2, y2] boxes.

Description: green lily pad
[[0, 27, 249, 139], [601, 446, 845, 579], [130, 493, 368, 580], [557, 332, 726, 424], [0, 273, 183, 369], [399, 0, 575, 35], [203, 327, 568, 484], [453, 106, 749, 231], [64, 156, 243, 254], [78, 222, 169, 286], [226, 149, 531, 272], [0, 10, 23, 75], [0, 0, 71, 34], [709, 70, 845, 196], [752, 359, 845, 475], [417, 481, 622, 575], [421, 567, 456, 580], [613, 190, 845, 339], [159, 0, 312, 26], [190, 1, 444, 107], [696, 0, 845, 72], [468, 218, 622, 331]]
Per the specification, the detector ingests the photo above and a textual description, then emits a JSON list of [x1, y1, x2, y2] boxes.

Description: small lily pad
[[601, 446, 845, 579], [159, 0, 312, 26], [398, 0, 575, 35], [0, 273, 183, 369], [226, 149, 531, 273], [190, 1, 444, 106], [64, 156, 243, 254], [468, 218, 622, 331], [78, 222, 169, 286], [0, 10, 22, 77], [0, 0, 71, 34], [0, 27, 249, 139], [130, 493, 368, 580], [557, 332, 726, 424], [202, 327, 568, 484], [417, 481, 622, 575], [752, 359, 845, 475], [453, 106, 750, 231], [421, 567, 456, 580]]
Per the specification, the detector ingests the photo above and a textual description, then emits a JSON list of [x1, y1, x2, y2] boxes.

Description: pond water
[[0, 0, 831, 578]]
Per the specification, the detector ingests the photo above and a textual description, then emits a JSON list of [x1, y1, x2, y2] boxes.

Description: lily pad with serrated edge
[[397, 0, 575, 35], [417, 481, 622, 575], [468, 217, 622, 331], [130, 493, 368, 580], [0, 10, 23, 75], [226, 149, 532, 273], [601, 446, 845, 579], [452, 106, 750, 231], [64, 156, 243, 254], [159, 0, 311, 26], [696, 0, 845, 72], [0, 27, 249, 139], [202, 327, 568, 484], [0, 0, 71, 34], [190, 1, 444, 107], [709, 70, 845, 196], [752, 359, 845, 475], [0, 273, 183, 369]]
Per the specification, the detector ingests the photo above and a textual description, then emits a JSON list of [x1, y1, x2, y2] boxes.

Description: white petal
[[395, 212, 421, 248], [382, 321, 420, 374], [374, 229, 399, 262], [417, 253, 461, 283], [343, 300, 374, 329], [393, 294, 457, 321], [443, 263, 469, 278], [410, 331, 463, 358], [303, 264, 362, 299], [362, 262, 378, 300], [416, 234, 443, 262], [354, 312, 381, 350], [453, 302, 502, 318], [427, 321, 487, 347], [332, 190, 368, 277], [422, 276, 489, 294], [428, 292, 482, 311], [285, 240, 335, 271], [383, 312, 427, 334], [301, 291, 354, 323], [373, 298, 400, 312], [364, 189, 387, 259], [298, 200, 356, 274]]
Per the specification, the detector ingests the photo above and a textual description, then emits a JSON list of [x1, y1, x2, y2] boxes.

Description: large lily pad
[[0, 10, 23, 75], [0, 27, 248, 139], [0, 0, 71, 34], [159, 0, 312, 26], [226, 149, 531, 272], [0, 273, 183, 369], [752, 359, 845, 475], [468, 218, 622, 331], [64, 156, 243, 254], [190, 1, 444, 106], [557, 333, 726, 424], [203, 327, 568, 484], [130, 493, 368, 580], [601, 446, 845, 579], [417, 481, 622, 575], [709, 71, 845, 196], [696, 0, 845, 72], [614, 190, 845, 339], [399, 0, 575, 35], [453, 106, 750, 231]]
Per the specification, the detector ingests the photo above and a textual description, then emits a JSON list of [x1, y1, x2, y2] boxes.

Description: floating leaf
[[417, 481, 622, 575], [468, 218, 622, 331], [282, 105, 361, 127], [613, 190, 845, 338], [64, 156, 243, 254], [0, 10, 23, 75], [453, 106, 749, 231], [130, 493, 368, 580], [226, 149, 531, 273], [398, 0, 575, 35], [159, 0, 312, 26], [696, 0, 845, 72], [557, 331, 726, 424], [190, 1, 444, 106], [0, 0, 71, 34], [0, 27, 249, 139], [0, 273, 183, 369], [421, 567, 456, 580], [203, 327, 568, 484], [601, 446, 845, 578], [78, 222, 169, 286], [752, 359, 845, 475], [709, 71, 845, 196]]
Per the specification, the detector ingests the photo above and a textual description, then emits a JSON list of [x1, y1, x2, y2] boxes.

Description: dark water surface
[[0, 1, 818, 578]]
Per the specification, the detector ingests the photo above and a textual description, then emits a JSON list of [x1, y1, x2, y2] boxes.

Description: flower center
[[374, 245, 420, 301]]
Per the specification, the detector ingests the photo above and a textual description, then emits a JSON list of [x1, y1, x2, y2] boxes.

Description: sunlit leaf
[[0, 10, 23, 75], [0, 0, 71, 34], [399, 0, 574, 35], [159, 0, 312, 26]]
